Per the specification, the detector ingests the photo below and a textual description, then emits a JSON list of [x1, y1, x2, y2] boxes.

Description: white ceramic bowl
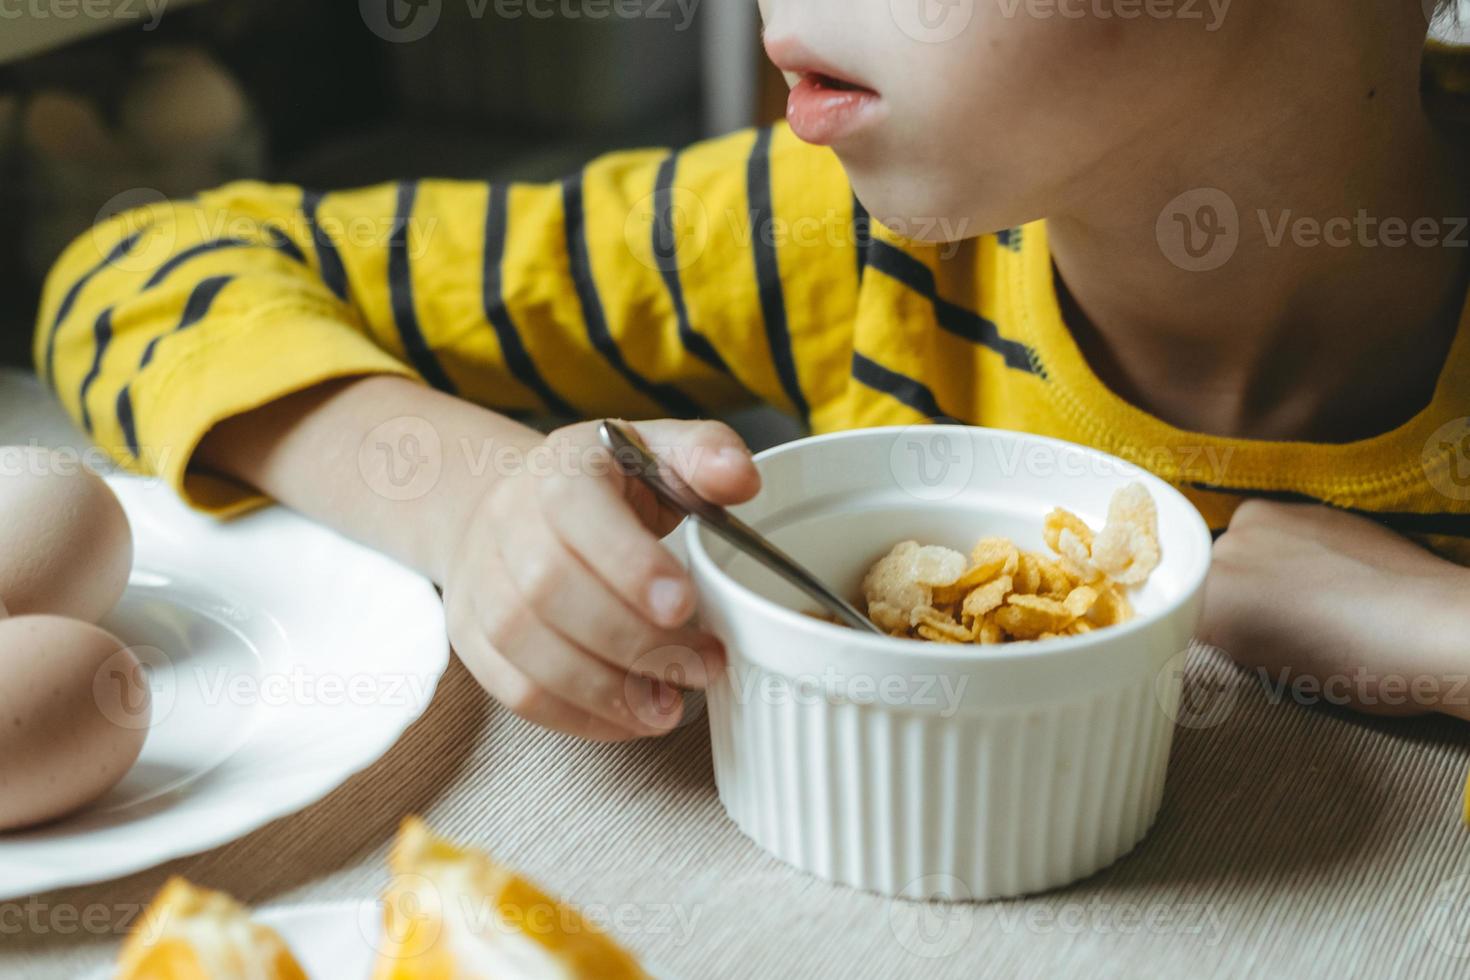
[[686, 426, 1213, 900]]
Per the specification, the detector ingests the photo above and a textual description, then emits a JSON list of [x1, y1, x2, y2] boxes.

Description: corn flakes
[[852, 483, 1161, 645]]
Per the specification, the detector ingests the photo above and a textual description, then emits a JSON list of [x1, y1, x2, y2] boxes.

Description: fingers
[[466, 553, 685, 735], [454, 638, 645, 742], [530, 421, 758, 629], [446, 417, 755, 741], [494, 490, 723, 685], [532, 463, 698, 630], [620, 418, 761, 505]]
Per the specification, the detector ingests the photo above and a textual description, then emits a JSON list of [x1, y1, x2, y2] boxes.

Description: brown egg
[[0, 616, 150, 831], [0, 446, 133, 623]]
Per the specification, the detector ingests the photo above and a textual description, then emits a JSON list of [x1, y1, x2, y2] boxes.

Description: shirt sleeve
[[34, 124, 863, 513]]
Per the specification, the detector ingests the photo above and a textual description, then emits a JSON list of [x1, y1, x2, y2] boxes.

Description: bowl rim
[[686, 425, 1215, 664]]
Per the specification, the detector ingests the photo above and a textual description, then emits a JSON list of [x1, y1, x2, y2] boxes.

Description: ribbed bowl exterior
[[687, 426, 1214, 902], [707, 663, 1183, 900]]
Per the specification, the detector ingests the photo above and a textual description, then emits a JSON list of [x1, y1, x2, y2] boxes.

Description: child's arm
[[36, 125, 863, 740], [1202, 500, 1470, 719], [36, 125, 859, 514], [194, 374, 755, 740]]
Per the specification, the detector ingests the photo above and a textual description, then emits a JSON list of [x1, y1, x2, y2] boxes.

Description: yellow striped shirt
[[35, 124, 1470, 563], [32, 117, 1470, 816]]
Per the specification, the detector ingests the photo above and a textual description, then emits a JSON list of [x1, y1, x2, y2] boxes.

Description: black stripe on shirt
[[1191, 481, 1470, 540], [483, 183, 577, 417], [140, 275, 236, 371], [561, 173, 700, 418], [746, 127, 810, 421], [115, 384, 140, 461], [44, 228, 148, 388], [852, 195, 872, 282], [142, 234, 303, 291], [78, 307, 116, 434], [653, 153, 731, 376], [118, 275, 236, 456], [865, 239, 1038, 374], [388, 181, 457, 394], [851, 351, 951, 421], [266, 226, 307, 265], [302, 189, 350, 302]]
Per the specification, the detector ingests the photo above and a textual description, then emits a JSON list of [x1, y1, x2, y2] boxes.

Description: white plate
[[0, 375, 449, 898], [80, 900, 676, 980]]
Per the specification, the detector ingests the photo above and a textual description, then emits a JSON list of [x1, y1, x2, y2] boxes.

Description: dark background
[[0, 0, 785, 369]]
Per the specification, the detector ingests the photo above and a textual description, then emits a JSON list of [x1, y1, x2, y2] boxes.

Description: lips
[[784, 74, 882, 145], [764, 37, 882, 146]]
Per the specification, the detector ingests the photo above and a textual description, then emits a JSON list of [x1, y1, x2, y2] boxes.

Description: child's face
[[759, 0, 1251, 240]]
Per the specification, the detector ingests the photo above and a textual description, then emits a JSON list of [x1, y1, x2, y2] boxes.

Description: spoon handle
[[599, 421, 882, 635]]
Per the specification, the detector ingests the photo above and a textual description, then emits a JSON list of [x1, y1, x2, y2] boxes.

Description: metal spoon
[[598, 420, 883, 635]]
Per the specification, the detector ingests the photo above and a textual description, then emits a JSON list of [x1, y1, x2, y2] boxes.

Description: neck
[[1045, 12, 1468, 442]]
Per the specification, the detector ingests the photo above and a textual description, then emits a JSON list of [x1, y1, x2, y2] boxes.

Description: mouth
[[764, 37, 883, 146], [800, 69, 869, 93]]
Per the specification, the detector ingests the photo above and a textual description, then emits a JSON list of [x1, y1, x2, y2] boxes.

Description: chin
[[846, 163, 1017, 245]]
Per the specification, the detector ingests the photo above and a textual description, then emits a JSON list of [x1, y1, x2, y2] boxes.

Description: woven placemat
[[5, 642, 1470, 980]]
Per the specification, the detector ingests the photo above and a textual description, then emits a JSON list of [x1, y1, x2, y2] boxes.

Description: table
[[2, 371, 1469, 979]]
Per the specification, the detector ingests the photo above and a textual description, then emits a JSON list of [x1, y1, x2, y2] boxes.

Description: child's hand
[[441, 419, 760, 741], [1201, 500, 1470, 719]]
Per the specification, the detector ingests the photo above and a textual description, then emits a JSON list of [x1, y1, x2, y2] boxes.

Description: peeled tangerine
[[115, 821, 649, 980], [0, 615, 149, 830], [0, 446, 133, 623], [116, 879, 308, 980], [373, 818, 650, 980]]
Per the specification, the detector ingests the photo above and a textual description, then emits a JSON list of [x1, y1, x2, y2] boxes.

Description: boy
[[36, 1, 1470, 771]]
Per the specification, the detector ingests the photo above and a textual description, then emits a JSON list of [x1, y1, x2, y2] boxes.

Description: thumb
[[622, 419, 761, 506]]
